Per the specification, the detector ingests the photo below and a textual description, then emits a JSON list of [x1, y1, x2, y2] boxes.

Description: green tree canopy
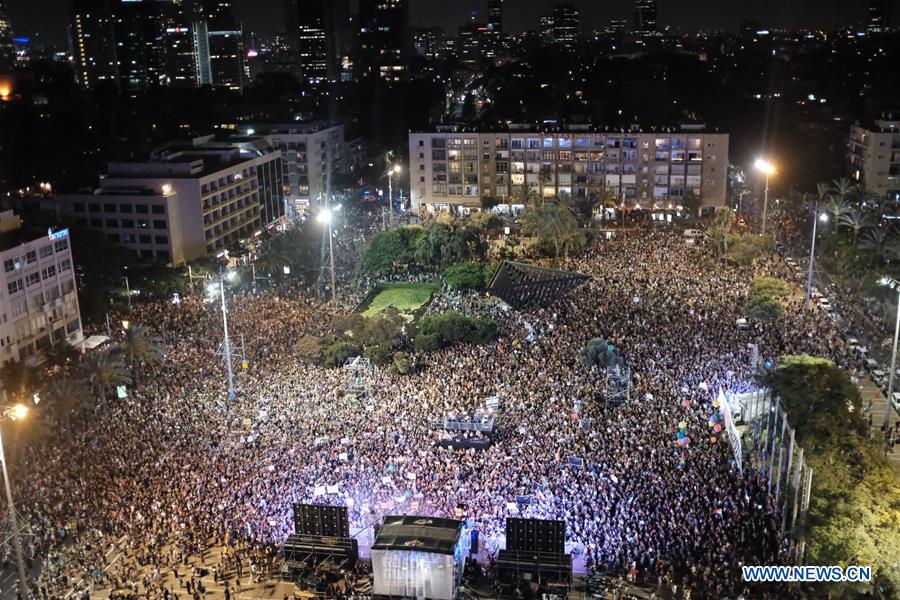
[[361, 226, 426, 274]]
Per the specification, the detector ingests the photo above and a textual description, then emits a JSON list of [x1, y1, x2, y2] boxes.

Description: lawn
[[360, 283, 438, 319]]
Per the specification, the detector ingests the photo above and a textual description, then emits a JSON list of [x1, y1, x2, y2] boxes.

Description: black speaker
[[471, 529, 479, 554], [293, 504, 350, 537], [505, 518, 565, 554]]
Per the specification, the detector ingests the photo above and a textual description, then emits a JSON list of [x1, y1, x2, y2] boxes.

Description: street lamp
[[208, 258, 237, 402], [0, 402, 30, 600], [754, 158, 776, 236], [880, 275, 900, 432], [388, 163, 402, 205], [805, 209, 828, 307], [317, 205, 341, 304]]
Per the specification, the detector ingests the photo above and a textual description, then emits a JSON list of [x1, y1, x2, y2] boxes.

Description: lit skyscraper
[[72, 0, 119, 87], [0, 0, 15, 73], [358, 0, 409, 82], [488, 0, 504, 32], [297, 0, 327, 87], [867, 0, 893, 32], [634, 0, 658, 34], [552, 3, 579, 49]]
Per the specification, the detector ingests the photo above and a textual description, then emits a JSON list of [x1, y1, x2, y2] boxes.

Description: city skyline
[[5, 0, 878, 48]]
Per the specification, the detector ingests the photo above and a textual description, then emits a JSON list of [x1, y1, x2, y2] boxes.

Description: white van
[[684, 229, 703, 238]]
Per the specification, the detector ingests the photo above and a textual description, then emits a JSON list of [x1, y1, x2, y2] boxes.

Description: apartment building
[[0, 211, 83, 365], [408, 127, 729, 215], [848, 118, 900, 202], [56, 136, 284, 265], [232, 122, 345, 218]]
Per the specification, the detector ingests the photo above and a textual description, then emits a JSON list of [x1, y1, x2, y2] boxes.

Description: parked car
[[892, 392, 900, 414], [872, 369, 886, 385], [865, 358, 880, 371], [810, 287, 823, 299], [819, 298, 833, 311], [736, 318, 751, 331]]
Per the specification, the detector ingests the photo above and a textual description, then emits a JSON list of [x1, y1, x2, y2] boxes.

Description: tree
[[46, 376, 90, 439], [413, 312, 498, 352], [743, 276, 789, 321], [0, 362, 39, 403], [705, 208, 737, 257], [43, 343, 82, 369], [447, 225, 487, 264], [522, 193, 582, 263], [859, 226, 893, 263], [121, 323, 164, 387], [254, 248, 289, 278], [838, 207, 874, 243], [82, 349, 129, 409], [442, 262, 494, 291], [414, 223, 453, 267], [831, 177, 856, 205], [683, 191, 702, 217], [726, 233, 775, 266], [362, 226, 425, 274], [767, 355, 900, 592], [469, 211, 502, 232]]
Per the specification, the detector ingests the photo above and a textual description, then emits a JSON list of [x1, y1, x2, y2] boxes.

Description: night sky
[[7, 0, 872, 47]]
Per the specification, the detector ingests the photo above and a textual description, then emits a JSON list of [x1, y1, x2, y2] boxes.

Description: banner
[[718, 388, 743, 475]]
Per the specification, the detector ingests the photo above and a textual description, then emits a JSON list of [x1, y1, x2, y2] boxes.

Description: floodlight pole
[[219, 265, 235, 401]]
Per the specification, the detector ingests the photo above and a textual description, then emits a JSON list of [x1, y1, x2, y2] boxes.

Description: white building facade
[[409, 128, 729, 214], [0, 212, 83, 365], [56, 137, 284, 265], [848, 119, 900, 202]]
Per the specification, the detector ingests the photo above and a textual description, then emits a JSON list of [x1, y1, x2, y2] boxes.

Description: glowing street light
[[318, 204, 343, 303], [754, 158, 776, 236], [805, 208, 828, 307], [0, 401, 30, 600]]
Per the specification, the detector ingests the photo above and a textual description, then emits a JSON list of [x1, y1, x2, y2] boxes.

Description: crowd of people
[[6, 226, 859, 599]]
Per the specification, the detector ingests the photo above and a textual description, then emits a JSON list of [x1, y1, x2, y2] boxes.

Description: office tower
[[634, 0, 658, 34], [539, 14, 554, 45], [357, 0, 409, 82], [552, 3, 579, 49], [114, 0, 185, 88], [297, 0, 327, 87], [867, 0, 893, 32], [193, 0, 244, 91], [0, 0, 15, 73], [488, 0, 503, 32], [72, 0, 119, 87]]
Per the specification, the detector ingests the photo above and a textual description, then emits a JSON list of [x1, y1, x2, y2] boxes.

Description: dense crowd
[[7, 228, 857, 599]]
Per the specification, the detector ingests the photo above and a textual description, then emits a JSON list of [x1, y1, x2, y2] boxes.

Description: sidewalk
[[858, 376, 900, 475]]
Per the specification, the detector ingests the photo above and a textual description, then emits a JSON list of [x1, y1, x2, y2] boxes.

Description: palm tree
[[43, 342, 81, 370], [838, 207, 874, 243], [121, 323, 163, 388], [523, 193, 581, 263], [831, 177, 857, 205], [0, 361, 39, 403], [860, 226, 893, 263], [46, 377, 90, 439], [254, 249, 289, 278], [705, 208, 736, 257], [823, 196, 850, 226], [82, 349, 129, 409]]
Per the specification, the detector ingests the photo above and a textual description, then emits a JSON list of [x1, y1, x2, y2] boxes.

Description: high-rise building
[[552, 3, 579, 49], [848, 118, 900, 202], [457, 22, 488, 69], [539, 14, 554, 45], [358, 0, 409, 82], [867, 0, 893, 32], [488, 0, 504, 32], [56, 136, 285, 264], [409, 128, 729, 215], [0, 211, 83, 365], [297, 0, 327, 87], [114, 0, 186, 88], [193, 0, 244, 91], [72, 0, 119, 87], [634, 0, 658, 34], [0, 0, 15, 73], [234, 121, 348, 219]]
